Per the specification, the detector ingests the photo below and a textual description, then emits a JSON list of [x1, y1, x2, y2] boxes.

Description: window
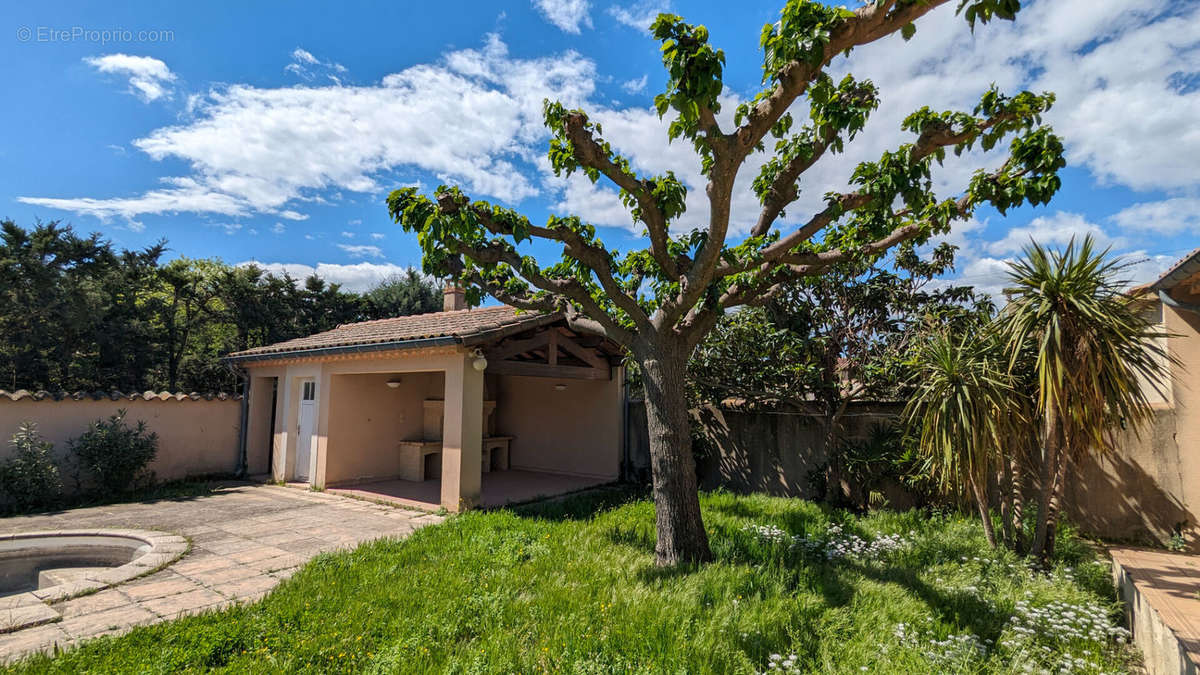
[[302, 381, 316, 401]]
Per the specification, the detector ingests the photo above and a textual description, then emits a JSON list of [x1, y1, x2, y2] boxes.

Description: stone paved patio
[[0, 482, 442, 663], [1110, 547, 1200, 674]]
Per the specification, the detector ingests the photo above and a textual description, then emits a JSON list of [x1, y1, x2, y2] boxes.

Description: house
[[1067, 248, 1200, 551], [225, 286, 626, 512]]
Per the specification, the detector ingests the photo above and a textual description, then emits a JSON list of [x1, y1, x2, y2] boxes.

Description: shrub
[[0, 422, 62, 510], [68, 409, 158, 494]]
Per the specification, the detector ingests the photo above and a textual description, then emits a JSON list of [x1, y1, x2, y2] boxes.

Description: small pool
[[0, 534, 153, 596], [0, 530, 189, 633], [0, 530, 187, 600]]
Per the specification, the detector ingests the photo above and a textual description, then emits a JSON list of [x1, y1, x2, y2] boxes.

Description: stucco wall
[[495, 374, 621, 479], [687, 403, 908, 502], [324, 371, 444, 485], [0, 396, 241, 488], [1068, 297, 1200, 551]]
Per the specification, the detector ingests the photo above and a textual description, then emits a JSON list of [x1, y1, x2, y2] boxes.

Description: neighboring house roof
[[226, 305, 560, 363], [1149, 247, 1200, 292]]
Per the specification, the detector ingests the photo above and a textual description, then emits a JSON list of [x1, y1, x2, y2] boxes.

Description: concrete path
[[1110, 547, 1200, 674], [0, 483, 442, 663]]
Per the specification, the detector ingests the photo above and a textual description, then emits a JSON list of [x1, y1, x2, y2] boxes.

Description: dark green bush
[[0, 421, 62, 510], [68, 409, 158, 494]]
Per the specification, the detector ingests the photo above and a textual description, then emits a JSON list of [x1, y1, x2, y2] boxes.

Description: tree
[[997, 237, 1171, 563], [690, 243, 975, 503], [363, 269, 442, 319], [904, 314, 1021, 548], [386, 0, 1063, 565]]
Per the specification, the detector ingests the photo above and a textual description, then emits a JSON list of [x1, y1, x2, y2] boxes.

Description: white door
[[295, 380, 316, 481]]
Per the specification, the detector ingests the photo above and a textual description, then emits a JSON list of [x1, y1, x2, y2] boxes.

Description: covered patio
[[226, 286, 625, 512]]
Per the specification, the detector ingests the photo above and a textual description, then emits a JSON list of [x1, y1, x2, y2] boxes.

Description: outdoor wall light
[[386, 376, 403, 389], [470, 348, 488, 372], [554, 383, 567, 391]]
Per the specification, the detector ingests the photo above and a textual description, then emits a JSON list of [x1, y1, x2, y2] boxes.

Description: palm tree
[[904, 326, 1020, 548], [997, 236, 1173, 562]]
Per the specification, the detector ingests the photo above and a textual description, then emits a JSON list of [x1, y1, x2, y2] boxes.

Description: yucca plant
[[998, 236, 1173, 562], [904, 327, 1021, 547]]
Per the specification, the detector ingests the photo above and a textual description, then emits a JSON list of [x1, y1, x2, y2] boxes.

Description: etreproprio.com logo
[[16, 25, 174, 45]]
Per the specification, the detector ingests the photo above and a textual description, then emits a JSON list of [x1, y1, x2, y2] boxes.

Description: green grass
[[11, 490, 1134, 674]]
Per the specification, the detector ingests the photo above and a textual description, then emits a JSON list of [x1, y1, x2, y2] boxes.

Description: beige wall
[[1068, 295, 1200, 551], [324, 371, 443, 485], [495, 372, 621, 479], [0, 397, 241, 488]]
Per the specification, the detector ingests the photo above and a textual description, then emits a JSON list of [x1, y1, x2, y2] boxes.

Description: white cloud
[[985, 212, 1123, 257], [532, 0, 591, 34], [337, 243, 383, 259], [1111, 198, 1200, 235], [277, 209, 308, 220], [608, 1, 669, 31], [271, 222, 286, 234], [84, 53, 176, 102], [24, 35, 595, 224], [208, 222, 243, 235], [621, 74, 648, 94], [340, 231, 355, 238], [370, 232, 386, 240], [237, 261, 413, 292], [285, 47, 348, 84]]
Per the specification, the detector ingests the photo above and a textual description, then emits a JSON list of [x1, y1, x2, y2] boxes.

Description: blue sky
[[2, 0, 1198, 294]]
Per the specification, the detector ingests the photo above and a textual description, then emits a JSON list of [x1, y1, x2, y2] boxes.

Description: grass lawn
[[11, 490, 1134, 674]]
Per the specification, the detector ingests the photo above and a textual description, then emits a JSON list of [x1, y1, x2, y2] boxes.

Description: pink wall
[[495, 374, 621, 479], [0, 397, 241, 488], [324, 371, 444, 485]]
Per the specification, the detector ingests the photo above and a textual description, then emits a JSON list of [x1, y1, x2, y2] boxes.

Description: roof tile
[[227, 305, 554, 359]]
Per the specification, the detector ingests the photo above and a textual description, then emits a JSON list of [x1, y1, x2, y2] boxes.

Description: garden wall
[[0, 391, 242, 491], [627, 399, 1197, 551], [624, 400, 907, 501]]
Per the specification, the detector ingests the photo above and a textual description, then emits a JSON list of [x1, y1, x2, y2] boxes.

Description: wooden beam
[[488, 332, 551, 361], [554, 332, 609, 369], [548, 329, 558, 366], [486, 360, 610, 380]]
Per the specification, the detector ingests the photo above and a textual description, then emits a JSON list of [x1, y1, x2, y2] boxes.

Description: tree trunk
[[1028, 405, 1061, 563], [1041, 448, 1071, 564], [1009, 454, 1026, 555], [638, 341, 713, 566], [999, 455, 1014, 549], [969, 472, 997, 548]]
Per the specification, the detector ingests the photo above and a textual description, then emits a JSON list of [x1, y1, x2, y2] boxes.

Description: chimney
[[443, 283, 467, 312]]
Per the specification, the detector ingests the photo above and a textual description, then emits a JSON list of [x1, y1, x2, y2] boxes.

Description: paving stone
[[211, 574, 279, 601], [122, 575, 200, 601], [187, 564, 262, 586], [140, 588, 227, 618], [170, 553, 238, 576], [55, 590, 131, 619], [0, 623, 70, 662], [228, 545, 289, 564], [0, 604, 60, 633], [60, 605, 157, 639]]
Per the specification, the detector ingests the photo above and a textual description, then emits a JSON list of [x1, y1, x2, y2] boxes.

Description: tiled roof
[[227, 305, 557, 360], [0, 390, 241, 402], [1149, 247, 1200, 292]]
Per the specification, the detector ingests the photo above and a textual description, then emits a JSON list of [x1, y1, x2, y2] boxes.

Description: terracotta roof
[[1149, 247, 1200, 292], [0, 390, 241, 402], [227, 305, 558, 361]]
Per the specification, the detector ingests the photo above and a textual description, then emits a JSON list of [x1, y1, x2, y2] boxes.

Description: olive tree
[[388, 0, 1064, 565]]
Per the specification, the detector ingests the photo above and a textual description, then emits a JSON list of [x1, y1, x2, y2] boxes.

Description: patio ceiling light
[[386, 376, 403, 389], [470, 348, 488, 372]]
